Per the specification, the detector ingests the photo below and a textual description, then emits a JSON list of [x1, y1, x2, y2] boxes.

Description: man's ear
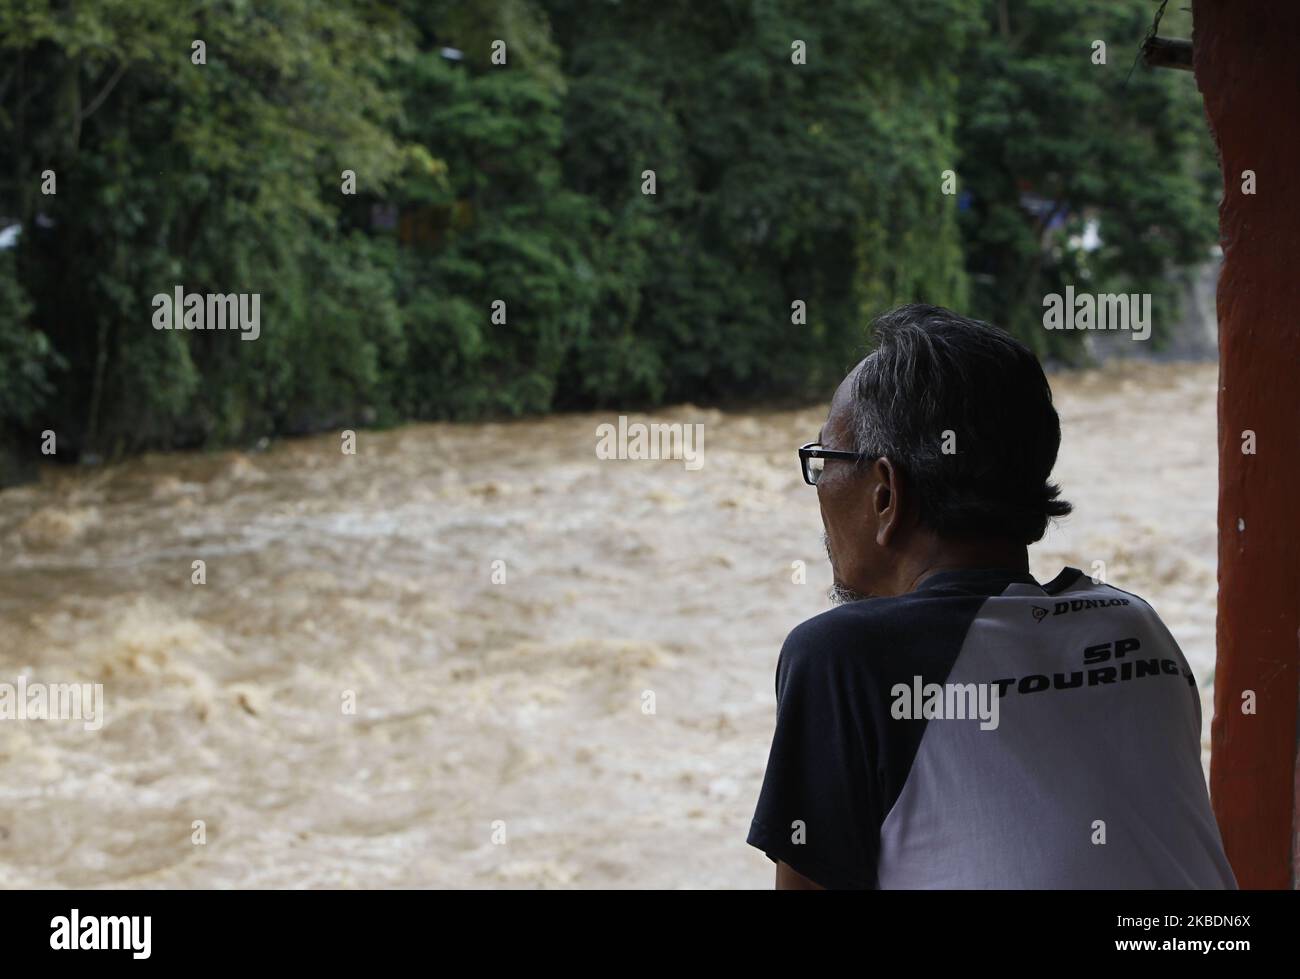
[[872, 456, 902, 547]]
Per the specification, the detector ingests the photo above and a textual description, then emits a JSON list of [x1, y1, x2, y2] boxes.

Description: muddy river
[[0, 361, 1219, 888]]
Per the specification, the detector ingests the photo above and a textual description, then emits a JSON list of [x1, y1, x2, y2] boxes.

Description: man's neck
[[898, 538, 1029, 594]]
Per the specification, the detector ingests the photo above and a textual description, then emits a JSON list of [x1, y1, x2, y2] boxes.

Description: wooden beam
[[1195, 0, 1300, 890], [1143, 36, 1194, 71]]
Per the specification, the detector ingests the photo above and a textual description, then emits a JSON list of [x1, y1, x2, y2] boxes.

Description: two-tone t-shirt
[[747, 566, 1236, 888]]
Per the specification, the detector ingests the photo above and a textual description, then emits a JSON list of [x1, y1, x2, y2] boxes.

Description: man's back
[[747, 566, 1237, 889]]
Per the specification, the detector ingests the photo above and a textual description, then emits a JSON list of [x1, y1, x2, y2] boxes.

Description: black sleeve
[[746, 624, 881, 889]]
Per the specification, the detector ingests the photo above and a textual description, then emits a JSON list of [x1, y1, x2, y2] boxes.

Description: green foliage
[[0, 0, 1220, 461], [1, 0, 409, 454], [956, 0, 1220, 358], [0, 249, 60, 424], [384, 33, 599, 418], [545, 0, 974, 404]]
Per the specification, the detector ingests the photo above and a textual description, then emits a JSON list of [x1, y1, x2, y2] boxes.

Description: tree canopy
[[0, 0, 1218, 470]]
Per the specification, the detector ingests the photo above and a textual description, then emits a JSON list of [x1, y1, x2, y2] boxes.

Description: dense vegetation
[[0, 0, 1217, 469]]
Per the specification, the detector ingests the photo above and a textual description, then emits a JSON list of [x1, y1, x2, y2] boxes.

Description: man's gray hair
[[848, 304, 1071, 544]]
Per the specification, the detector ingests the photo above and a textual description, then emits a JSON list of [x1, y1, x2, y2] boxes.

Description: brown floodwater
[[0, 361, 1219, 888]]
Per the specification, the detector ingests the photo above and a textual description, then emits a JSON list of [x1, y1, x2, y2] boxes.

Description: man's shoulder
[[778, 589, 983, 681], [784, 592, 926, 647], [1041, 575, 1165, 623]]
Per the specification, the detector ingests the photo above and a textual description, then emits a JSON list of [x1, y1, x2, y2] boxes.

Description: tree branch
[[79, 61, 128, 122], [1141, 37, 1193, 72]]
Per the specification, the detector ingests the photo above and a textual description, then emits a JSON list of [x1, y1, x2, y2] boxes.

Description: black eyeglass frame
[[798, 441, 873, 486]]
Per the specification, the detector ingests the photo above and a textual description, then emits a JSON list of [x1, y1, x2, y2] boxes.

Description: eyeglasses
[[798, 441, 873, 486]]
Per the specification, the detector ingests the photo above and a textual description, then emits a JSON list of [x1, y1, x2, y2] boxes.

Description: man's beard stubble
[[823, 532, 870, 606], [828, 582, 870, 606]]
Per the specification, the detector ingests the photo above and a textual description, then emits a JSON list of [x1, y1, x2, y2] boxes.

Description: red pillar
[[1194, 0, 1300, 889]]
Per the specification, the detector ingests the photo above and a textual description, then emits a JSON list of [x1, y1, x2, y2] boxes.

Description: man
[[747, 304, 1236, 890]]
